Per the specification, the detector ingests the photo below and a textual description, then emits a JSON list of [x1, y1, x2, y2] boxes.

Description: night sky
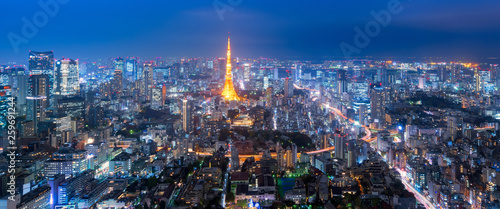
[[1, 0, 500, 63]]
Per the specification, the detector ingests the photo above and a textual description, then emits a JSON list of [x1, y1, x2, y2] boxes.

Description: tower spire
[[221, 33, 240, 101]]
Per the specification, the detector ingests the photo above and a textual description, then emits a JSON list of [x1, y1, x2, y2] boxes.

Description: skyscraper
[[113, 69, 123, 94], [231, 145, 239, 171], [334, 134, 345, 159], [27, 74, 50, 135], [143, 63, 154, 100], [337, 69, 347, 95], [126, 58, 137, 77], [474, 68, 481, 92], [9, 68, 28, 115], [359, 104, 367, 125], [370, 87, 385, 128], [284, 78, 293, 98], [182, 99, 192, 133], [221, 35, 240, 101], [54, 59, 80, 96], [29, 51, 54, 107], [113, 58, 124, 94], [29, 51, 54, 75]]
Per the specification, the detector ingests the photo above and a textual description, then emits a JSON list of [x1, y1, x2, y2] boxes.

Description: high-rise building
[[162, 84, 167, 106], [370, 87, 385, 128], [113, 58, 124, 94], [56, 96, 85, 118], [334, 133, 346, 159], [44, 148, 88, 177], [337, 69, 347, 95], [0, 87, 13, 130], [243, 63, 250, 83], [231, 145, 239, 171], [87, 105, 105, 128], [474, 68, 481, 92], [8, 68, 28, 114], [266, 87, 273, 107], [27, 74, 50, 134], [347, 140, 356, 167], [29, 51, 54, 75], [182, 99, 192, 133], [54, 59, 80, 96], [263, 76, 269, 90], [28, 51, 54, 107], [359, 104, 367, 125], [376, 68, 387, 86], [284, 78, 293, 98], [221, 35, 240, 101], [143, 63, 154, 100], [126, 58, 137, 77]]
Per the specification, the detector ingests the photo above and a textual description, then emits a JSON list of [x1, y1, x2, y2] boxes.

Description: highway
[[395, 168, 436, 209], [296, 83, 435, 209]]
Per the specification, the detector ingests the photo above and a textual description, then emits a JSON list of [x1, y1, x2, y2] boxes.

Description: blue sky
[[1, 0, 499, 63]]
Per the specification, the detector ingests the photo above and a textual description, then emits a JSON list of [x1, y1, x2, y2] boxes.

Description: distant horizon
[[1, 0, 500, 64], [3, 53, 500, 67]]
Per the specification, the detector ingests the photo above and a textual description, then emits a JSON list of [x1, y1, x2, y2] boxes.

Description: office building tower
[[337, 69, 347, 95], [243, 63, 250, 83], [293, 63, 301, 82], [334, 134, 345, 159], [266, 87, 273, 107], [447, 116, 458, 141], [57, 96, 85, 118], [263, 76, 269, 90], [143, 63, 153, 99], [162, 84, 167, 106], [231, 145, 239, 171], [474, 68, 481, 92], [359, 104, 367, 125], [126, 58, 137, 77], [27, 74, 50, 135], [370, 87, 385, 128], [321, 134, 330, 149], [418, 76, 425, 89], [284, 78, 293, 98], [87, 105, 105, 128], [54, 59, 80, 96], [151, 87, 162, 109], [0, 87, 13, 130], [28, 51, 54, 107], [376, 68, 387, 86], [44, 148, 88, 177], [29, 51, 54, 75], [113, 58, 124, 94], [182, 99, 192, 133], [291, 143, 297, 168], [347, 140, 356, 167]]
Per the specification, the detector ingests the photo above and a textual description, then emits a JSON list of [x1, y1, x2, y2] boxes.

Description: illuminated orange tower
[[221, 34, 240, 101]]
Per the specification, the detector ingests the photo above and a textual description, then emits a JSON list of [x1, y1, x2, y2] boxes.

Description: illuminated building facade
[[54, 59, 80, 96], [29, 51, 54, 75], [27, 74, 50, 135]]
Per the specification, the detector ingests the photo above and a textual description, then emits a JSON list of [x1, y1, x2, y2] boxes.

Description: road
[[295, 83, 434, 209], [395, 168, 436, 209]]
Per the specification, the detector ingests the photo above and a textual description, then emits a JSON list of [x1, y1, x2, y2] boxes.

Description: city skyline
[[2, 1, 500, 209], [1, 0, 500, 63]]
